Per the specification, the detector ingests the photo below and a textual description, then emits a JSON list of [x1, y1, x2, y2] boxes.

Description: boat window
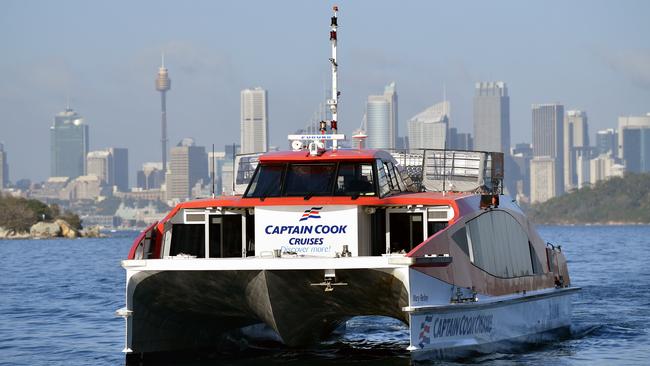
[[376, 160, 391, 197], [335, 163, 375, 196], [244, 164, 284, 198], [169, 224, 205, 258], [389, 213, 424, 253], [466, 210, 534, 278], [284, 163, 336, 196], [427, 221, 448, 237], [385, 162, 405, 192]]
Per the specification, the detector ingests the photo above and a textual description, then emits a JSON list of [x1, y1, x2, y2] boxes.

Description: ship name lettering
[[265, 225, 347, 235], [431, 314, 493, 338]]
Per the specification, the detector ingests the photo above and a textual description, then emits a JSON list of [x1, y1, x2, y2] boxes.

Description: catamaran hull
[[122, 264, 409, 354], [119, 259, 578, 359], [407, 288, 578, 360]]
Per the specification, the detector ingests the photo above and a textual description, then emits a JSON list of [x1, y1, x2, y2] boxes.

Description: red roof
[[259, 149, 392, 163]]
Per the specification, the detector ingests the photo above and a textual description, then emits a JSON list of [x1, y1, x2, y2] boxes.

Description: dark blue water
[[1, 226, 649, 365]]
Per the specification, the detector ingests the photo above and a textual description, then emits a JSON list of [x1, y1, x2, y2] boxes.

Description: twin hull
[[121, 257, 576, 358]]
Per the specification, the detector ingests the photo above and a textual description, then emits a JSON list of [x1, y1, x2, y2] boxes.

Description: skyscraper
[[473, 82, 509, 153], [621, 127, 650, 173], [86, 148, 128, 191], [109, 147, 129, 192], [87, 150, 112, 184], [618, 113, 650, 158], [156, 56, 171, 174], [407, 101, 449, 149], [448, 128, 474, 150], [596, 128, 617, 156], [531, 103, 564, 200], [366, 82, 398, 149], [563, 110, 589, 190], [167, 138, 209, 201], [0, 143, 8, 189], [137, 162, 165, 190], [50, 107, 89, 179], [240, 87, 268, 154]]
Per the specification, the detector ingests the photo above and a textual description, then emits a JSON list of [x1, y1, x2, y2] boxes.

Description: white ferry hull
[[407, 287, 578, 360], [119, 258, 578, 359]]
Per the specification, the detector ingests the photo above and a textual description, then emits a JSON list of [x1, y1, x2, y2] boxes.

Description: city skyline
[[1, 1, 650, 182]]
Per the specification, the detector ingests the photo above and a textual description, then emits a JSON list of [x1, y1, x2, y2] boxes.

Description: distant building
[[590, 154, 625, 184], [530, 157, 557, 204], [50, 107, 89, 179], [621, 127, 650, 173], [617, 113, 650, 158], [240, 87, 268, 154], [408, 101, 449, 149], [596, 128, 617, 156], [448, 128, 474, 150], [61, 175, 110, 201], [109, 148, 129, 192], [532, 103, 564, 197], [166, 138, 209, 201], [563, 110, 589, 191], [366, 82, 398, 149], [473, 81, 509, 153], [86, 150, 112, 184], [86, 148, 128, 191], [0, 143, 8, 189], [511, 143, 533, 201], [137, 162, 165, 190], [208, 151, 227, 196]]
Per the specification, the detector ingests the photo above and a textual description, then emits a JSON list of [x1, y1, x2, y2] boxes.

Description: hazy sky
[[1, 0, 649, 182]]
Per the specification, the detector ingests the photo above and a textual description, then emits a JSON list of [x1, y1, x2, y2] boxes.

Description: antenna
[[211, 143, 216, 198], [327, 5, 339, 149]]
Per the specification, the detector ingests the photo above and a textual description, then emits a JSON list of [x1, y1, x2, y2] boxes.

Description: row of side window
[[453, 210, 543, 278]]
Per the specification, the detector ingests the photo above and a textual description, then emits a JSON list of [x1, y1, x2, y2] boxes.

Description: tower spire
[[156, 56, 171, 174]]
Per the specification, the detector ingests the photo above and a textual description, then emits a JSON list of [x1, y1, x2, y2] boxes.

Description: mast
[[328, 5, 339, 149]]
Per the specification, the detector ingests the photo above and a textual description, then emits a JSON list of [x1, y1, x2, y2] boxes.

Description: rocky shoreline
[[0, 219, 104, 239]]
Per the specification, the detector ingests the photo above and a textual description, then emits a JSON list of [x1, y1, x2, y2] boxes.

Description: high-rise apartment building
[[366, 82, 398, 149], [563, 110, 589, 191], [240, 87, 268, 154], [473, 82, 509, 153], [167, 138, 209, 201], [50, 107, 89, 179], [407, 101, 449, 149], [530, 157, 557, 204], [0, 143, 8, 189], [532, 103, 564, 198]]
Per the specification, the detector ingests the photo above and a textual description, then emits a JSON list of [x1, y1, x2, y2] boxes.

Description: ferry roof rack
[[388, 149, 504, 195]]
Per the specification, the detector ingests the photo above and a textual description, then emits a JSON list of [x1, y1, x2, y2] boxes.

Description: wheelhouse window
[[284, 164, 336, 197], [244, 164, 284, 198], [335, 163, 375, 196]]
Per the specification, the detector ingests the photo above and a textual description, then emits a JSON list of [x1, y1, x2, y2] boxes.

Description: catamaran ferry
[[117, 6, 578, 361]]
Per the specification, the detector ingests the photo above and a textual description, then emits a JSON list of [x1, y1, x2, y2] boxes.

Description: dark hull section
[[129, 268, 409, 353]]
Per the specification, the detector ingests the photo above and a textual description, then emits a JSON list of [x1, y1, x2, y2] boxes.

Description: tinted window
[[245, 164, 284, 198], [284, 164, 336, 196], [376, 160, 391, 197], [466, 210, 534, 278], [335, 163, 375, 196]]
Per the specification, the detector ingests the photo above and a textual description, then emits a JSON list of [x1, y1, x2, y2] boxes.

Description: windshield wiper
[[304, 192, 314, 200], [351, 192, 360, 200]]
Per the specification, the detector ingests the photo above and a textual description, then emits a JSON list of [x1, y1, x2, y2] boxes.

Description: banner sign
[[255, 205, 358, 257]]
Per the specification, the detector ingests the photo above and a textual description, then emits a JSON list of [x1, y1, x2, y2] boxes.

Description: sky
[[1, 0, 649, 183]]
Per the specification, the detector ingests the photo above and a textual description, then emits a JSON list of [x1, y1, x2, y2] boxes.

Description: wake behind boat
[[117, 6, 579, 361]]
